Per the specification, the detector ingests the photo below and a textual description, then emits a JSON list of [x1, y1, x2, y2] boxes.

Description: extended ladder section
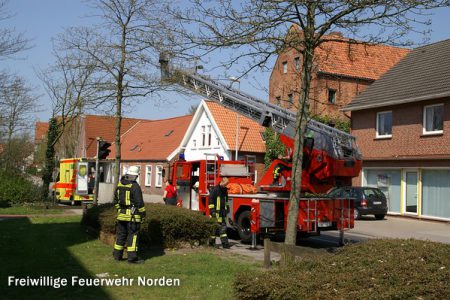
[[160, 54, 360, 160], [204, 153, 218, 191]]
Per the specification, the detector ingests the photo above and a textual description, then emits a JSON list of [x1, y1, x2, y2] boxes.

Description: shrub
[[82, 203, 218, 248], [234, 239, 450, 299], [0, 171, 42, 207]]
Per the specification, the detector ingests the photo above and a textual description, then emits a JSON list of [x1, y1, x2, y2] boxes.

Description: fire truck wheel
[[237, 210, 252, 244], [70, 197, 75, 206]]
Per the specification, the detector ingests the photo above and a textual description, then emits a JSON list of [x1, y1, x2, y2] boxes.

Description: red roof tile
[[205, 101, 266, 153], [110, 115, 193, 161], [290, 26, 410, 81], [83, 115, 146, 158]]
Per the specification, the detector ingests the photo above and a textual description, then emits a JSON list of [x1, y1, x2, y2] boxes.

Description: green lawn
[[0, 205, 67, 215], [0, 215, 258, 299]]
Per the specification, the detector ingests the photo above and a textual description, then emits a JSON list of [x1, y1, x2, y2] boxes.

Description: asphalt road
[[224, 215, 450, 262]]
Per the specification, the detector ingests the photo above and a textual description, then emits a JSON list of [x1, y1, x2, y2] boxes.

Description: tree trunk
[[113, 90, 122, 200], [284, 5, 316, 246]]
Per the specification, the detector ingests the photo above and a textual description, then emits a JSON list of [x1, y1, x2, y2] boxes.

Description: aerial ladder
[[159, 53, 362, 194]]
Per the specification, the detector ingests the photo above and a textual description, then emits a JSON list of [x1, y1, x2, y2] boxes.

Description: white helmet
[[127, 166, 140, 176]]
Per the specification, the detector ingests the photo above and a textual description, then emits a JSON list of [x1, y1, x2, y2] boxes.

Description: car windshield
[[328, 188, 357, 198], [362, 188, 384, 198]]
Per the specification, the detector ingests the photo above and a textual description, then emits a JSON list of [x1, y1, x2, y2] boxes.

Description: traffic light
[[98, 140, 111, 159]]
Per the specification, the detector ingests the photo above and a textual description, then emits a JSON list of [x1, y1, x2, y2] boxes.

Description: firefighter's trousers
[[113, 221, 140, 261], [210, 220, 229, 246]]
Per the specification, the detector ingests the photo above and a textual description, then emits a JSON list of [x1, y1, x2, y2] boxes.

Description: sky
[[2, 1, 450, 125]]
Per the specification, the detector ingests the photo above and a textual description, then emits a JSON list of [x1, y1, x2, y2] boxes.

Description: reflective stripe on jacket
[[114, 177, 145, 223]]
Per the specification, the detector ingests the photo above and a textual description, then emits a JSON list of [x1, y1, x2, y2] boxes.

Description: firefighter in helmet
[[113, 166, 146, 264], [208, 177, 231, 249]]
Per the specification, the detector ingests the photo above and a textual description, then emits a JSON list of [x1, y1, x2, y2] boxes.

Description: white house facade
[[180, 100, 232, 161]]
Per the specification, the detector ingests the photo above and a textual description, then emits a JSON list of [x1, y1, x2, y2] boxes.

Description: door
[[175, 163, 192, 209], [405, 172, 418, 214]]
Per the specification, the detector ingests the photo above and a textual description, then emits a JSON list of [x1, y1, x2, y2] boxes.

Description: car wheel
[[354, 208, 360, 220], [375, 214, 385, 220], [237, 210, 252, 244]]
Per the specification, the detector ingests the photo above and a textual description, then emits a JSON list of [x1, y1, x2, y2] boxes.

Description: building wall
[[121, 161, 170, 196], [360, 162, 450, 221], [351, 97, 450, 159], [184, 109, 231, 161], [350, 98, 450, 221], [269, 48, 372, 119]]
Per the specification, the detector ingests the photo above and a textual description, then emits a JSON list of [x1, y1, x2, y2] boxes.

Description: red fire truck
[[160, 54, 362, 243]]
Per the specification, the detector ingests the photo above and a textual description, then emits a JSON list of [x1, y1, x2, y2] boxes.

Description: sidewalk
[[352, 216, 450, 244]]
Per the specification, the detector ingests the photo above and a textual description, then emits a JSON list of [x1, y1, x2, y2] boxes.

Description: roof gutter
[[342, 91, 450, 112]]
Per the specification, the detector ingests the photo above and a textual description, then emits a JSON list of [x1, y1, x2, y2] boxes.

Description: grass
[[0, 215, 259, 299], [0, 205, 67, 215], [235, 238, 450, 299]]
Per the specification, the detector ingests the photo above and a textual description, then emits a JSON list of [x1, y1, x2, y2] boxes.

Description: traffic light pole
[[93, 137, 101, 206]]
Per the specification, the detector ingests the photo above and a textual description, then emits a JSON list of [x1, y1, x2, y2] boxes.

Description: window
[[201, 126, 206, 146], [145, 165, 152, 186], [282, 61, 287, 74], [423, 104, 443, 134], [275, 96, 281, 105], [155, 165, 163, 187], [328, 89, 336, 104], [288, 94, 293, 108], [207, 125, 212, 146], [260, 132, 266, 142], [294, 57, 300, 71], [376, 111, 392, 138]]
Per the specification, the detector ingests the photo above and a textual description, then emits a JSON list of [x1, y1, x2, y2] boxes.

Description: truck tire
[[237, 210, 252, 244]]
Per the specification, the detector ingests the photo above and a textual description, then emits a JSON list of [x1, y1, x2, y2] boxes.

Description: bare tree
[[0, 75, 40, 169], [0, 0, 30, 59], [37, 45, 100, 158], [0, 76, 40, 142], [56, 0, 173, 193], [167, 0, 450, 246]]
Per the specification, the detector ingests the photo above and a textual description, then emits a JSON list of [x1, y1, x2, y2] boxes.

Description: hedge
[[0, 171, 42, 207], [81, 203, 218, 248], [233, 239, 450, 299]]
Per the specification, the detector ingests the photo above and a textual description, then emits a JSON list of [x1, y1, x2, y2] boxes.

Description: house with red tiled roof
[[269, 26, 410, 119], [179, 100, 266, 184], [110, 114, 193, 197], [343, 39, 450, 221]]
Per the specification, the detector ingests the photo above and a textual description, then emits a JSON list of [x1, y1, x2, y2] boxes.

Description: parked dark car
[[328, 187, 388, 220]]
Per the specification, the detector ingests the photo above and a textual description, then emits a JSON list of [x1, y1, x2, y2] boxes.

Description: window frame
[[376, 110, 393, 138], [144, 165, 152, 187], [155, 165, 163, 187], [287, 93, 293, 108], [423, 103, 444, 135], [282, 61, 287, 74], [275, 96, 281, 105], [201, 125, 206, 146], [327, 89, 337, 104], [294, 57, 300, 71], [207, 125, 212, 146]]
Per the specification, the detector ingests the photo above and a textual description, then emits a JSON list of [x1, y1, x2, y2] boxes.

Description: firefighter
[[272, 154, 290, 186], [112, 166, 146, 264], [208, 177, 231, 249]]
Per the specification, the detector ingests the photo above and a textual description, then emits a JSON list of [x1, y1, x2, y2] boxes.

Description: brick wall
[[352, 97, 450, 159], [269, 49, 372, 119]]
